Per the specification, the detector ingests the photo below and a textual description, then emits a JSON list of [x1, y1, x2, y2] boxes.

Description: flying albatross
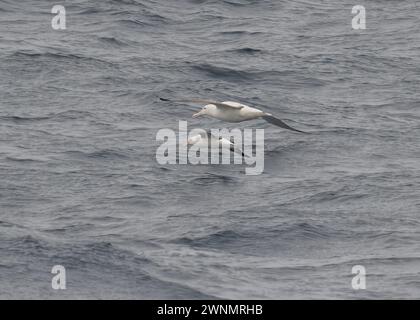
[[160, 98, 307, 133]]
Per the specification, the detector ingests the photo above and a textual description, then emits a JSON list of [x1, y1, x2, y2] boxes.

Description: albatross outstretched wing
[[262, 114, 307, 133]]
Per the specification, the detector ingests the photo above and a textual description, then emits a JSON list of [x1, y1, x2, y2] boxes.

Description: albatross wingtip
[[262, 115, 308, 133]]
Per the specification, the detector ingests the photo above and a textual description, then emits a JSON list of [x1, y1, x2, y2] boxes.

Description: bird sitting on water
[[187, 130, 247, 157], [160, 98, 307, 133]]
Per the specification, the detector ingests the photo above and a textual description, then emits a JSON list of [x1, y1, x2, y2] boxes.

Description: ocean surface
[[1, 0, 420, 299]]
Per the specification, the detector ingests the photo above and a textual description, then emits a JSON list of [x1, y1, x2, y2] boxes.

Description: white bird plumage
[[160, 98, 306, 133], [187, 130, 246, 157]]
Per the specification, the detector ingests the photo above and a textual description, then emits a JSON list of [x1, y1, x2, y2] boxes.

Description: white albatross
[[160, 98, 307, 133], [187, 130, 247, 157]]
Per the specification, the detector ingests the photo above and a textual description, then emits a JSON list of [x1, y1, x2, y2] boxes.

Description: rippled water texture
[[1, 0, 420, 299]]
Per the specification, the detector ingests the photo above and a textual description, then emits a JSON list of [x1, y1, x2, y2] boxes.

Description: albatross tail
[[262, 114, 307, 133]]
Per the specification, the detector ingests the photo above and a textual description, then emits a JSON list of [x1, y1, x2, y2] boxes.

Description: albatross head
[[192, 104, 216, 118]]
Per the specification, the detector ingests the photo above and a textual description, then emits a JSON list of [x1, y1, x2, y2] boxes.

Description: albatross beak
[[192, 110, 204, 118]]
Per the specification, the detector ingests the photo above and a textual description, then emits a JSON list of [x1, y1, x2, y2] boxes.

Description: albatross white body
[[187, 131, 246, 157], [196, 101, 265, 122]]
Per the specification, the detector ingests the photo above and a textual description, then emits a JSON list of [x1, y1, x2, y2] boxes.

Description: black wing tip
[[292, 128, 310, 134], [262, 115, 308, 134], [159, 97, 170, 102]]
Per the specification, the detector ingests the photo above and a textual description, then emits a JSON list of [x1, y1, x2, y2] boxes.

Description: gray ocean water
[[1, 0, 420, 299]]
